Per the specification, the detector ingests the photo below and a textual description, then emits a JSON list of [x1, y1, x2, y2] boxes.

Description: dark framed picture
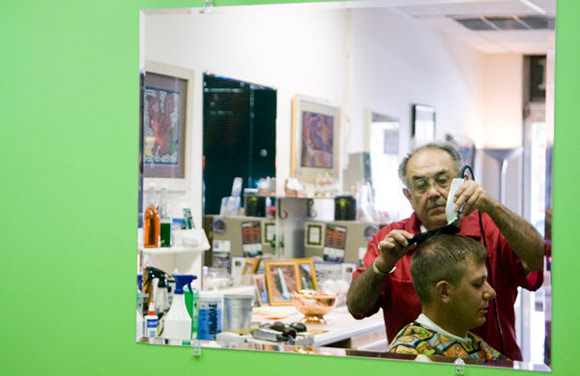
[[291, 95, 340, 182], [141, 61, 194, 190], [412, 104, 436, 146]]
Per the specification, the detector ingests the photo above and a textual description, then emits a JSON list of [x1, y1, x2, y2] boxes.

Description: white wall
[[143, 3, 525, 219], [349, 7, 486, 155]]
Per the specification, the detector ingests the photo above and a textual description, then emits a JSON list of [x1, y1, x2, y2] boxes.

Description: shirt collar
[[416, 313, 472, 344]]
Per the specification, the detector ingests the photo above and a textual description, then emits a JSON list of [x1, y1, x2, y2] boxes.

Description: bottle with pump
[[164, 273, 197, 345], [142, 266, 170, 316], [159, 184, 172, 247], [153, 277, 171, 336], [144, 184, 160, 248]]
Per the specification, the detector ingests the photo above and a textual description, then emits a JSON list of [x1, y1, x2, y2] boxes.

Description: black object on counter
[[334, 195, 356, 220], [245, 195, 266, 217]]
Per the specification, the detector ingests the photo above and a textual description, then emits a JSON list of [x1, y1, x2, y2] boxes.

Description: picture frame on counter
[[230, 255, 245, 284], [253, 274, 269, 306], [295, 258, 317, 290], [141, 61, 194, 191], [242, 256, 262, 275], [291, 94, 340, 182], [264, 260, 300, 306]]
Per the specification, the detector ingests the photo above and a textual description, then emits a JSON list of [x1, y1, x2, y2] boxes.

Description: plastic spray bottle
[[164, 273, 197, 345]]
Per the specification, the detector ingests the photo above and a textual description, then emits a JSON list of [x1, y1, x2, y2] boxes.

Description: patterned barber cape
[[387, 320, 507, 360]]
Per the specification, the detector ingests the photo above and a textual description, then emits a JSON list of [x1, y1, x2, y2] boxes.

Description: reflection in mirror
[[137, 0, 554, 371]]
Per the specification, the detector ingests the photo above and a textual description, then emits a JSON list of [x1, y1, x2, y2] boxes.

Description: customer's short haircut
[[410, 234, 487, 305], [398, 140, 463, 187]]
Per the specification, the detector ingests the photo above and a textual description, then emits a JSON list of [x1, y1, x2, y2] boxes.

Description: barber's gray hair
[[410, 234, 487, 305], [398, 140, 464, 187]]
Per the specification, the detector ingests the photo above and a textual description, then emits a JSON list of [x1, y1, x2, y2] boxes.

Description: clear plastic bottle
[[144, 184, 160, 248], [158, 184, 172, 247]]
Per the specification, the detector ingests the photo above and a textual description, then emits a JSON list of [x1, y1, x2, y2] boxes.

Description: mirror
[[138, 0, 554, 371]]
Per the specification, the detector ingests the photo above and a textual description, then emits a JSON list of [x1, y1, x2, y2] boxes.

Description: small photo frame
[[263, 221, 276, 245], [305, 222, 324, 248], [295, 258, 317, 291], [412, 104, 436, 146], [242, 256, 262, 275], [264, 260, 299, 306], [229, 255, 245, 285], [253, 274, 269, 306], [291, 95, 340, 182]]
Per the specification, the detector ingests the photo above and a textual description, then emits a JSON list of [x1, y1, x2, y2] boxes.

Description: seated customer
[[387, 234, 507, 360]]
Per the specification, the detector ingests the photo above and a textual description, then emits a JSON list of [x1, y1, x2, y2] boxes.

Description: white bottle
[[164, 274, 196, 345], [144, 303, 158, 339]]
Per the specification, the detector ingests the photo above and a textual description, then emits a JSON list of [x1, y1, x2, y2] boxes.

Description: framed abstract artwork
[[291, 95, 340, 182], [141, 61, 194, 191]]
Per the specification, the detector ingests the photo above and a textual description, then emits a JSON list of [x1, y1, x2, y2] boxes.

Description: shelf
[[140, 245, 209, 255]]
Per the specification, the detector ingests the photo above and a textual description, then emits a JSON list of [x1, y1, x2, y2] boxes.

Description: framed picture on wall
[[291, 95, 340, 182], [412, 104, 436, 146], [141, 61, 194, 191], [264, 260, 299, 306]]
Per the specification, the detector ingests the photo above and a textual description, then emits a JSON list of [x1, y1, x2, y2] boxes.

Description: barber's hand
[[453, 179, 496, 218], [377, 229, 417, 265]]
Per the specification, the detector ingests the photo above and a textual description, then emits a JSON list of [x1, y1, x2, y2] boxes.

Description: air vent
[[452, 15, 555, 31]]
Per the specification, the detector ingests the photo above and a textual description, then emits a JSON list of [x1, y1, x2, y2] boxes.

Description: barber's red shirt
[[352, 211, 544, 361]]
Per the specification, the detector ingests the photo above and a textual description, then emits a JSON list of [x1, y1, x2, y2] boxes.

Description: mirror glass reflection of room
[[137, 0, 554, 371]]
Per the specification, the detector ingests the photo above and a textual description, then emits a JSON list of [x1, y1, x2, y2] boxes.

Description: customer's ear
[[435, 281, 452, 304], [403, 188, 412, 202]]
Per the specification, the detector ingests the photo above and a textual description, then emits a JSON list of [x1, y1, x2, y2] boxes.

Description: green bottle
[[159, 185, 172, 247]]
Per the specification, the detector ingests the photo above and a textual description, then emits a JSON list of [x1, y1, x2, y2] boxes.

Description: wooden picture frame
[[142, 61, 194, 191], [253, 273, 269, 306], [264, 260, 299, 306], [291, 95, 340, 182], [412, 104, 436, 147], [295, 258, 317, 291], [242, 256, 262, 275]]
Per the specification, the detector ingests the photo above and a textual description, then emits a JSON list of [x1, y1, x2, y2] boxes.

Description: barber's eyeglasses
[[410, 173, 452, 193]]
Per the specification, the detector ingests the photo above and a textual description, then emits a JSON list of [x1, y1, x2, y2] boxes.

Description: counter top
[[249, 305, 386, 348]]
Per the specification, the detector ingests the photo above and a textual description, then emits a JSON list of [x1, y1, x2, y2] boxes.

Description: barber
[[346, 141, 545, 361]]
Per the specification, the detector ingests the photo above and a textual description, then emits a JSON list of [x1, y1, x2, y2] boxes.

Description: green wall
[[1, 0, 575, 375]]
